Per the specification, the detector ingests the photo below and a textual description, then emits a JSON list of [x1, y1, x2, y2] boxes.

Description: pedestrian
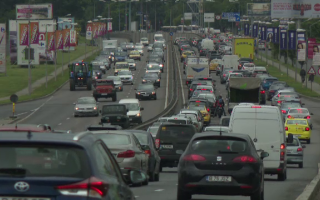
[[300, 68, 306, 83]]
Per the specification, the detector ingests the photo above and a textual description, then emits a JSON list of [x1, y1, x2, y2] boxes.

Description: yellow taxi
[[285, 118, 311, 144], [181, 51, 195, 62], [209, 59, 222, 71], [187, 104, 211, 125], [129, 50, 141, 61]]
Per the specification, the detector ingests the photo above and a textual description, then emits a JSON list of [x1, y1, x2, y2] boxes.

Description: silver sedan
[[74, 97, 99, 117], [287, 136, 305, 168]]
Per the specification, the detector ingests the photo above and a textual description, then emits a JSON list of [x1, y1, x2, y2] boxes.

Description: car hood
[[127, 110, 140, 116], [75, 104, 96, 109]]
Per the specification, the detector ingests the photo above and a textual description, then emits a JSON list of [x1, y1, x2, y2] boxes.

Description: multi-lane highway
[[1, 32, 320, 200]]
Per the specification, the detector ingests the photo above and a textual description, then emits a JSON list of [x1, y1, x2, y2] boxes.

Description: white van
[[118, 99, 144, 124], [228, 105, 287, 181], [201, 39, 214, 51], [222, 55, 239, 69], [154, 34, 164, 42]]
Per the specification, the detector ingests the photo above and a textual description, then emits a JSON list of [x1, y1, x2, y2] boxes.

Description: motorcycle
[[217, 106, 223, 119]]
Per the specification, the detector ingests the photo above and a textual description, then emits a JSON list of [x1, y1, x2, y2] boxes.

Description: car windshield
[[191, 138, 249, 154], [101, 134, 131, 146], [118, 71, 132, 75], [137, 84, 154, 90], [107, 76, 121, 81], [287, 120, 307, 125], [77, 98, 95, 104], [281, 103, 301, 109], [288, 109, 309, 114], [74, 64, 86, 72], [132, 132, 148, 145], [123, 103, 139, 111], [0, 145, 90, 178], [147, 64, 160, 70], [144, 73, 158, 78], [287, 138, 300, 146], [116, 64, 129, 69], [167, 119, 187, 124]]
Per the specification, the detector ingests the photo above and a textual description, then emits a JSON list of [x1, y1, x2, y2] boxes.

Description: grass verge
[[0, 51, 101, 105], [255, 60, 320, 98], [0, 36, 99, 98]]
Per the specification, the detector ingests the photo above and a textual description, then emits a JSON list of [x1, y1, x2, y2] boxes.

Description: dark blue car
[[261, 77, 278, 90]]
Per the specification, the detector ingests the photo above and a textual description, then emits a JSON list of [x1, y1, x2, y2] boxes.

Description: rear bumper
[[287, 154, 303, 164], [264, 163, 285, 175], [94, 93, 116, 98], [136, 94, 156, 99], [159, 154, 180, 167]]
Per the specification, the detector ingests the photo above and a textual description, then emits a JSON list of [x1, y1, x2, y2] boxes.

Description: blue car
[[114, 52, 127, 64], [261, 77, 278, 90]]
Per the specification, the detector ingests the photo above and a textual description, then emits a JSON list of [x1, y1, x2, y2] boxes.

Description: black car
[[142, 73, 161, 87], [100, 104, 130, 129], [155, 123, 197, 171], [177, 132, 269, 200], [93, 70, 102, 79], [0, 131, 146, 200], [127, 130, 161, 182], [135, 83, 157, 100]]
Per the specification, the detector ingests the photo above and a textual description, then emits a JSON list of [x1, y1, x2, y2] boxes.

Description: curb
[[298, 93, 320, 102], [296, 163, 320, 200]]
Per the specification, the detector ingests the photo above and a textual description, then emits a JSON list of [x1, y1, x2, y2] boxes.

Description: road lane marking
[[154, 189, 164, 192], [164, 45, 170, 109], [66, 118, 70, 120], [174, 47, 186, 105], [15, 112, 28, 116], [58, 123, 62, 125]]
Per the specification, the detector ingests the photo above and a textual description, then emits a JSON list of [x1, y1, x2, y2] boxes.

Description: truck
[[232, 38, 255, 60], [184, 57, 209, 85], [103, 40, 118, 52], [227, 77, 266, 114], [222, 55, 239, 70]]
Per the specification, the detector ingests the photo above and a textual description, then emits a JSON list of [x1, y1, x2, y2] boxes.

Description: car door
[[132, 135, 148, 172]]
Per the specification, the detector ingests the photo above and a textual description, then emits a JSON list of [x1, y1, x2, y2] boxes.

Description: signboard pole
[[45, 24, 48, 88], [54, 30, 57, 81], [12, 103, 15, 118]]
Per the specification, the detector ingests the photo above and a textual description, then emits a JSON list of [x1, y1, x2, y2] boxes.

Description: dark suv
[[155, 123, 196, 171], [0, 131, 146, 200]]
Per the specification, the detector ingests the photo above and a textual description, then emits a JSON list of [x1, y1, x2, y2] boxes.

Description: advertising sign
[[313, 44, 320, 65], [30, 22, 39, 44], [184, 13, 192, 20], [297, 41, 306, 61], [261, 26, 267, 41], [247, 3, 271, 16], [58, 17, 75, 51], [16, 4, 53, 19], [86, 23, 93, 40], [0, 24, 6, 73], [63, 29, 70, 48], [56, 30, 64, 50], [47, 32, 55, 51], [252, 24, 258, 37], [271, 0, 320, 19], [70, 30, 77, 47], [244, 23, 250, 36], [108, 22, 112, 32], [266, 28, 273, 42], [204, 13, 215, 22], [308, 38, 317, 59], [19, 24, 29, 46], [297, 32, 306, 41], [280, 30, 287, 50], [273, 27, 279, 44], [288, 30, 296, 50], [9, 20, 17, 64]]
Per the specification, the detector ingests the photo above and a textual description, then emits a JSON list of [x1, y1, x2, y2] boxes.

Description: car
[[106, 76, 123, 91], [114, 52, 127, 63], [92, 70, 102, 79], [0, 131, 143, 200], [135, 45, 144, 56], [252, 66, 268, 77], [261, 77, 278, 90], [188, 81, 209, 96], [188, 98, 212, 114], [142, 73, 161, 87], [93, 79, 117, 102], [147, 57, 164, 72], [191, 85, 214, 98], [147, 44, 153, 51], [91, 61, 107, 74], [147, 124, 161, 138], [127, 130, 161, 181], [174, 113, 203, 132], [177, 132, 268, 200], [287, 108, 313, 129], [152, 48, 164, 61], [0, 124, 53, 132], [285, 118, 312, 144], [73, 97, 99, 117], [119, 98, 144, 124], [166, 116, 193, 125], [267, 84, 286, 100], [220, 69, 233, 84], [145, 63, 161, 77], [220, 116, 230, 126], [118, 71, 134, 85], [195, 93, 216, 113], [286, 136, 305, 168], [280, 101, 303, 119], [271, 93, 300, 106], [114, 62, 130, 75], [179, 109, 204, 129], [100, 104, 130, 129], [125, 59, 137, 71], [87, 123, 123, 130], [242, 63, 255, 72], [129, 50, 141, 60], [125, 43, 135, 51], [181, 51, 195, 62], [90, 130, 149, 185], [155, 123, 197, 171], [187, 104, 211, 125], [135, 83, 157, 100], [140, 37, 149, 46]]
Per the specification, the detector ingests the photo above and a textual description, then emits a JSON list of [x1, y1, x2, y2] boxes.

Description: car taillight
[[281, 110, 287, 114], [207, 108, 210, 112], [117, 150, 135, 158], [190, 89, 193, 91], [280, 143, 285, 149], [297, 148, 303, 152], [278, 94, 280, 97], [287, 115, 292, 118], [223, 74, 226, 77], [56, 177, 108, 197], [305, 116, 310, 119], [260, 90, 265, 94], [251, 106, 261, 108], [285, 127, 288, 131], [183, 154, 206, 161], [144, 150, 151, 156], [280, 143, 285, 161], [280, 151, 285, 161], [233, 156, 257, 163], [305, 127, 310, 131], [155, 139, 160, 149], [277, 101, 282, 103]]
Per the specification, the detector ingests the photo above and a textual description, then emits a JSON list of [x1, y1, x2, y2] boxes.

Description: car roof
[[0, 124, 48, 132], [119, 99, 139, 103]]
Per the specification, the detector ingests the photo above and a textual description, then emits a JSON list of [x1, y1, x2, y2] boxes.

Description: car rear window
[[289, 109, 308, 114], [148, 127, 159, 136], [0, 144, 90, 178], [159, 125, 195, 139], [132, 132, 148, 145], [190, 137, 249, 154], [167, 119, 187, 124], [101, 134, 131, 145], [281, 103, 301, 109], [287, 120, 307, 125], [287, 138, 300, 146]]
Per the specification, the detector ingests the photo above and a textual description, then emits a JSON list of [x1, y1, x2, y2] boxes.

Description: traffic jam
[[0, 30, 316, 200]]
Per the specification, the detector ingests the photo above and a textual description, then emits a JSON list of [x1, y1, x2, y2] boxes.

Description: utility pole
[[154, 3, 156, 31], [118, 1, 120, 31], [27, 0, 32, 95], [129, 0, 131, 31]]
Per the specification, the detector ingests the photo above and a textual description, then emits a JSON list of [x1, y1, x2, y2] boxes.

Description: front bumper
[[136, 93, 156, 99], [74, 109, 98, 116], [121, 79, 133, 84]]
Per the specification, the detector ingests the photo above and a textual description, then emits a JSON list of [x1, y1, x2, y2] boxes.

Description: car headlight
[[93, 107, 97, 110], [157, 79, 160, 82], [115, 70, 118, 72], [137, 92, 141, 95], [133, 63, 136, 66], [142, 79, 146, 82], [75, 107, 79, 110], [137, 113, 141, 116], [146, 70, 148, 73], [152, 92, 156, 94]]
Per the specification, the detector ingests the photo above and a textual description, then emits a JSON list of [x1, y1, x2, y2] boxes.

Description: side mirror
[[121, 168, 147, 186], [260, 151, 269, 159], [302, 145, 306, 148], [287, 133, 293, 144], [310, 113, 314, 115], [140, 107, 144, 111], [302, 103, 305, 106], [141, 145, 150, 151], [176, 150, 184, 155]]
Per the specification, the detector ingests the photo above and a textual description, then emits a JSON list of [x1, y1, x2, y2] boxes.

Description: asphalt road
[[130, 34, 320, 200], [1, 38, 171, 132]]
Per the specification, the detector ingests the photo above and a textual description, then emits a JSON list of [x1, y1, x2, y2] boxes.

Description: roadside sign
[[216, 15, 221, 20], [169, 32, 174, 36], [10, 94, 18, 103], [308, 66, 316, 75]]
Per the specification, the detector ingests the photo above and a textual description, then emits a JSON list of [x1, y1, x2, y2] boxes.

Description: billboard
[[297, 41, 306, 61], [204, 13, 215, 22], [0, 24, 6, 73], [58, 17, 75, 51], [47, 32, 55, 51], [38, 20, 56, 63], [63, 29, 70, 48], [288, 30, 296, 50], [313, 44, 320, 65], [9, 20, 17, 64], [86, 23, 93, 40], [16, 4, 53, 19], [30, 22, 39, 45], [271, 0, 320, 18], [308, 38, 317, 59], [266, 28, 273, 42], [280, 30, 287, 50], [247, 3, 271, 16], [70, 30, 77, 47], [56, 30, 64, 50], [184, 13, 192, 20]]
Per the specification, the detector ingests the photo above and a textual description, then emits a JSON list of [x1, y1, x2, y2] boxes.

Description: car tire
[[149, 170, 156, 181], [277, 170, 287, 181], [299, 163, 303, 168], [154, 95, 157, 100], [154, 172, 160, 182], [250, 186, 263, 200], [112, 95, 117, 102], [177, 187, 191, 200], [307, 139, 311, 144]]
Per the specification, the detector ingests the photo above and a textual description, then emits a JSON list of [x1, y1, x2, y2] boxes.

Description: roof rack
[[73, 131, 92, 141]]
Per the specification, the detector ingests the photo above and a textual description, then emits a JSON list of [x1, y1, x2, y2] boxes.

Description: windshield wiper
[[218, 150, 239, 154], [0, 168, 27, 176]]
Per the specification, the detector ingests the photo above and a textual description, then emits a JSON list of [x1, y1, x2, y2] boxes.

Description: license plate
[[206, 176, 232, 182], [101, 93, 109, 96], [287, 150, 292, 153], [161, 145, 173, 149], [0, 198, 50, 200], [129, 118, 133, 121]]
